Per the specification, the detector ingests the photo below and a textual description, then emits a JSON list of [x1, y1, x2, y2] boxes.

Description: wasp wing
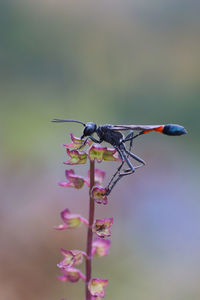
[[111, 124, 187, 136], [111, 125, 163, 131]]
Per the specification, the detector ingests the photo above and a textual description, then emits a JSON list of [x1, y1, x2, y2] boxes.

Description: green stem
[[85, 160, 95, 300]]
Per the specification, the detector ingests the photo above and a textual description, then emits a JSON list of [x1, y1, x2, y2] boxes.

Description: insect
[[52, 119, 187, 195]]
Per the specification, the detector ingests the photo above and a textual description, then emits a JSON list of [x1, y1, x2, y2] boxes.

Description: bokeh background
[[1, 0, 200, 299]]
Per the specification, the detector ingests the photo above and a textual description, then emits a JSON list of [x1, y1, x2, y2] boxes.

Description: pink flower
[[59, 169, 86, 189], [64, 148, 87, 165], [92, 238, 111, 257], [93, 218, 113, 237], [57, 249, 86, 268], [63, 133, 91, 149], [91, 186, 108, 205], [57, 267, 85, 283], [88, 145, 106, 162], [88, 278, 108, 298], [55, 208, 88, 230], [85, 169, 106, 187], [103, 147, 120, 161], [88, 144, 120, 162]]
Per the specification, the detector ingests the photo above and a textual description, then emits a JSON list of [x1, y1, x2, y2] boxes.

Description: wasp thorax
[[83, 122, 97, 137]]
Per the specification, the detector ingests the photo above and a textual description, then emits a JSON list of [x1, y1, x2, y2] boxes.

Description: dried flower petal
[[92, 238, 111, 257], [64, 149, 87, 165], [88, 278, 108, 298], [58, 267, 85, 283], [103, 147, 120, 161], [55, 208, 88, 230], [88, 145, 106, 162], [93, 218, 113, 237], [91, 186, 108, 205], [59, 169, 85, 189], [57, 249, 85, 268]]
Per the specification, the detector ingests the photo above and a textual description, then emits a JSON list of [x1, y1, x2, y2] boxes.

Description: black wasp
[[52, 119, 187, 195]]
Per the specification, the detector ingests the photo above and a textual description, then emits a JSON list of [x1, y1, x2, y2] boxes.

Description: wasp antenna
[[51, 119, 86, 126]]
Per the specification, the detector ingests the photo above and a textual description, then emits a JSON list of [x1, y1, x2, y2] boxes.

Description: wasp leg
[[76, 137, 90, 150], [123, 144, 146, 165], [106, 147, 125, 191], [76, 136, 103, 150], [122, 131, 134, 153], [105, 175, 123, 195], [125, 131, 134, 157], [89, 136, 103, 143], [119, 148, 136, 175], [129, 131, 134, 152], [122, 131, 137, 165], [123, 131, 144, 143], [124, 130, 134, 142], [105, 149, 136, 195], [121, 144, 145, 173]]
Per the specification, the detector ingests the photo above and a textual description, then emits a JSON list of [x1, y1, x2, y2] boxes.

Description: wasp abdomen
[[163, 124, 187, 136]]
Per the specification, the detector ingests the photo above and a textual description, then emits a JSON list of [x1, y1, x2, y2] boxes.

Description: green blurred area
[[1, 1, 200, 299]]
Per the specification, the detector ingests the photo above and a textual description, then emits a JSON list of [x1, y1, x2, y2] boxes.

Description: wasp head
[[81, 122, 97, 138]]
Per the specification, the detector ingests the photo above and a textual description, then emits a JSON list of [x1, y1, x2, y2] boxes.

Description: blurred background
[[1, 0, 200, 299]]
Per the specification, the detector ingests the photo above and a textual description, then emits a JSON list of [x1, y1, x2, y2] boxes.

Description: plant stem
[[85, 160, 95, 300]]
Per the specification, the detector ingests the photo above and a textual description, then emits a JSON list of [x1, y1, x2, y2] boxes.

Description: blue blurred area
[[0, 1, 200, 299]]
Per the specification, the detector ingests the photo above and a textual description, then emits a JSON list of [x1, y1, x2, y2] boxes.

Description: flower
[[91, 186, 108, 205], [93, 218, 113, 237], [59, 169, 86, 189], [57, 249, 86, 268], [88, 278, 108, 298], [63, 133, 91, 149], [92, 238, 111, 257], [88, 144, 120, 162], [88, 145, 106, 162], [64, 148, 87, 165], [55, 208, 88, 230], [103, 147, 120, 161], [85, 169, 106, 187], [57, 267, 85, 283]]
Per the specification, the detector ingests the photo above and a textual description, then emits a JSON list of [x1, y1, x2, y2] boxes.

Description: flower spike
[[54, 132, 117, 299]]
